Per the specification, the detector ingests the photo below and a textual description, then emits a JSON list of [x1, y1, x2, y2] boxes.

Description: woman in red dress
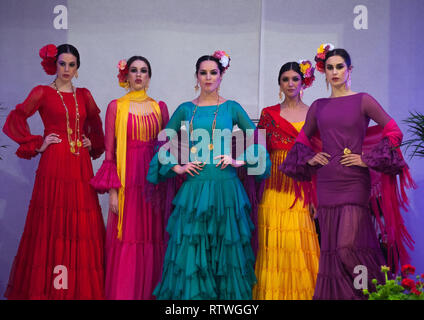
[[3, 44, 106, 299]]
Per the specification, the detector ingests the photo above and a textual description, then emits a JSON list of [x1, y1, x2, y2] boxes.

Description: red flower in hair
[[39, 44, 57, 60], [303, 75, 315, 88], [41, 59, 57, 75], [39, 44, 57, 75], [315, 60, 325, 73], [117, 59, 129, 87]]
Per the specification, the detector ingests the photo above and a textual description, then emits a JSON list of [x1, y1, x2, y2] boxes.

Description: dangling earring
[[125, 80, 130, 91], [299, 89, 304, 99], [279, 89, 283, 101], [346, 73, 351, 90], [194, 83, 199, 92], [326, 78, 329, 91], [145, 83, 149, 91], [75, 71, 78, 79]]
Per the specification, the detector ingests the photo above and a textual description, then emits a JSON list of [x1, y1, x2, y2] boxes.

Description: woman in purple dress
[[281, 45, 415, 300]]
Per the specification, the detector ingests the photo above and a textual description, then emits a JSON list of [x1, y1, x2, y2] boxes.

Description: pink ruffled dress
[[91, 98, 169, 299]]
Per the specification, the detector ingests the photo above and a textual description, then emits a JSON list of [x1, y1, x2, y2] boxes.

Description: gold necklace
[[189, 95, 221, 154], [53, 81, 81, 155]]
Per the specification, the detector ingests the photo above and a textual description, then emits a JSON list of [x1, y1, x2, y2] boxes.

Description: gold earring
[[326, 78, 329, 91], [299, 89, 304, 99], [194, 83, 199, 91], [75, 71, 78, 79], [279, 89, 283, 101]]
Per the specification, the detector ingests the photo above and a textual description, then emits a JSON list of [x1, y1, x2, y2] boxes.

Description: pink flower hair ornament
[[212, 50, 231, 73], [39, 44, 58, 75]]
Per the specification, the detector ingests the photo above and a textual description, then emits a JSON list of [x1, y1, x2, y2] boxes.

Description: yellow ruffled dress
[[253, 121, 320, 300]]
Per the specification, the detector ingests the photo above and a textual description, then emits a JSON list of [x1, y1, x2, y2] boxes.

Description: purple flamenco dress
[[281, 93, 414, 300]]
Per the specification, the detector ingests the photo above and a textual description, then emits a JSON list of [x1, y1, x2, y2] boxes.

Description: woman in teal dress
[[147, 51, 270, 299]]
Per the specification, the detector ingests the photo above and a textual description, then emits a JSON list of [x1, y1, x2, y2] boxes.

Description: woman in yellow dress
[[253, 61, 320, 300]]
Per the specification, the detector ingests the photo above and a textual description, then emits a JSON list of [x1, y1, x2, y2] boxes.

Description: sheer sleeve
[[89, 100, 121, 193], [2, 85, 45, 159], [360, 93, 406, 174], [158, 101, 169, 128], [103, 100, 118, 162], [361, 93, 391, 128], [81, 88, 105, 159]]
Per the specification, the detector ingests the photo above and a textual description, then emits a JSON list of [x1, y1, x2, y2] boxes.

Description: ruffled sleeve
[[90, 160, 121, 193], [81, 88, 105, 159], [231, 101, 271, 181], [90, 100, 121, 193], [2, 86, 45, 159], [360, 93, 407, 175], [362, 137, 406, 175], [279, 141, 318, 181]]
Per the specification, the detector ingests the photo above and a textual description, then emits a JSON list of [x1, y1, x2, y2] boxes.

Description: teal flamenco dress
[[147, 100, 270, 299]]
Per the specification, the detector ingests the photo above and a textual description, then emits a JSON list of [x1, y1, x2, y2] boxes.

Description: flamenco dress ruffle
[[5, 140, 105, 299], [151, 164, 257, 300]]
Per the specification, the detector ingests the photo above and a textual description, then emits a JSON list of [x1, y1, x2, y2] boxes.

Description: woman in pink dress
[[90, 56, 169, 299]]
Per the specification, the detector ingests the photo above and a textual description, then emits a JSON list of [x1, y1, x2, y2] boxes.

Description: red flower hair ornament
[[39, 44, 58, 75], [117, 59, 129, 88]]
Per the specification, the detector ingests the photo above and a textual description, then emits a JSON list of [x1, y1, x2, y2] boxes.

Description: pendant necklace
[[189, 95, 221, 154], [53, 80, 81, 155]]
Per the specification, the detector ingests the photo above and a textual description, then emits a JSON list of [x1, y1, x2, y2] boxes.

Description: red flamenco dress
[[3, 85, 106, 299]]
